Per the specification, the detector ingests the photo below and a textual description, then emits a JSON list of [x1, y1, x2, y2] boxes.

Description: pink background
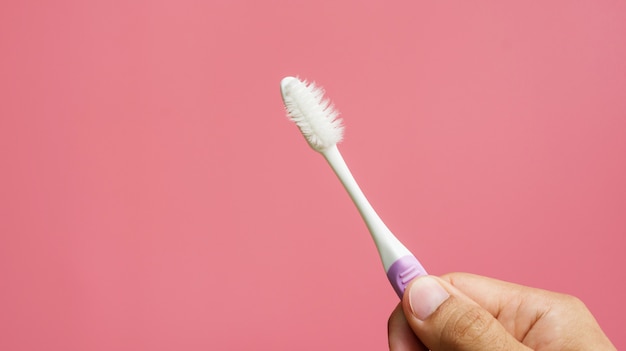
[[1, 1, 625, 350]]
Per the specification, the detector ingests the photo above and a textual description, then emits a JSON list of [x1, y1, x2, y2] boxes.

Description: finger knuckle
[[387, 304, 403, 334], [553, 292, 587, 311], [565, 294, 585, 308], [387, 313, 396, 333], [443, 306, 497, 346]]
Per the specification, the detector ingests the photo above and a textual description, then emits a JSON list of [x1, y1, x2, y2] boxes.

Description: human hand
[[388, 273, 616, 351]]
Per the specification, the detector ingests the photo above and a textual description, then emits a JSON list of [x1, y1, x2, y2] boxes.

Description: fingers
[[439, 273, 547, 317], [389, 273, 617, 351], [401, 276, 530, 351], [439, 273, 552, 340], [388, 304, 427, 351]]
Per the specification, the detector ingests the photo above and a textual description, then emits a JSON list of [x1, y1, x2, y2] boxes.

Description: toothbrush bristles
[[280, 77, 344, 152]]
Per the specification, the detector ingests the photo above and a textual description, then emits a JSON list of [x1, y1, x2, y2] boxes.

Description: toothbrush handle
[[386, 255, 428, 298]]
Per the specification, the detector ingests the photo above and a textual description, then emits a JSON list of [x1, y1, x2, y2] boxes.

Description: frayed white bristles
[[280, 76, 344, 152]]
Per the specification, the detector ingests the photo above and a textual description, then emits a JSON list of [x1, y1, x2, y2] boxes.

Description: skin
[[388, 273, 616, 351]]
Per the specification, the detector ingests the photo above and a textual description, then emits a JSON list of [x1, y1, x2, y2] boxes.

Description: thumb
[[402, 276, 530, 351]]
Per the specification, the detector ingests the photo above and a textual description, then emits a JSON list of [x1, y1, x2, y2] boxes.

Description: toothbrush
[[280, 76, 427, 298]]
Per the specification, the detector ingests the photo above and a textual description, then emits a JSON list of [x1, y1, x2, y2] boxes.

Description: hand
[[388, 273, 616, 351]]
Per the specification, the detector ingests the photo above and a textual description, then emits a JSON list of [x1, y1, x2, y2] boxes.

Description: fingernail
[[408, 276, 450, 320]]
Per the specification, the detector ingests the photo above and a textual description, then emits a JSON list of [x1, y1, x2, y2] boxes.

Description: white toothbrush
[[280, 76, 427, 298]]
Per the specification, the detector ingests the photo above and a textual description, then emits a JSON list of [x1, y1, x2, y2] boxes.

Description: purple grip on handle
[[386, 255, 427, 298]]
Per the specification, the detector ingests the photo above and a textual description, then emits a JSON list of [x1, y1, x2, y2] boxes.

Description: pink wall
[[1, 1, 625, 350]]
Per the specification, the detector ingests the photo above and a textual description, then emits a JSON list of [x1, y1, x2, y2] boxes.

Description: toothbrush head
[[280, 76, 344, 152]]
